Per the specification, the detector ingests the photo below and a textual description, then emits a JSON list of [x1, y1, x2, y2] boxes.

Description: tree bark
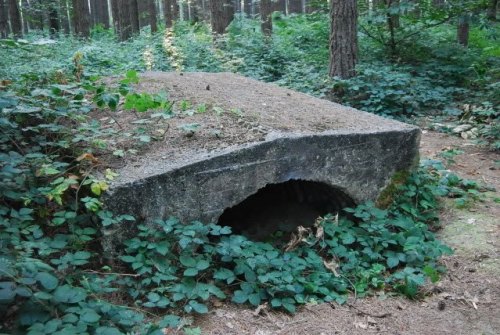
[[288, 0, 302, 14], [164, 0, 173, 27], [97, 0, 110, 28], [9, 0, 23, 37], [457, 15, 469, 47], [260, 0, 272, 35], [328, 0, 357, 78], [210, 0, 234, 35], [148, 0, 157, 32], [172, 0, 179, 20], [243, 0, 251, 17], [130, 0, 140, 33], [0, 0, 10, 38], [273, 0, 286, 14], [48, 0, 60, 36], [60, 0, 71, 33], [72, 0, 91, 37], [89, 0, 98, 26], [487, 0, 498, 20]]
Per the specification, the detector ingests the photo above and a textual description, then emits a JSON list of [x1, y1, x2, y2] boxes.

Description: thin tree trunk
[[89, 0, 98, 26], [164, 0, 173, 27], [149, 0, 157, 32], [457, 15, 469, 47], [288, 0, 302, 14], [48, 0, 60, 36], [487, 0, 498, 20], [9, 0, 23, 37], [98, 0, 110, 28], [273, 0, 286, 14], [210, 0, 234, 35], [172, 0, 179, 20], [260, 0, 272, 35], [72, 0, 91, 37], [0, 0, 9, 38], [130, 0, 140, 33], [21, 0, 29, 33], [60, 0, 71, 33], [328, 0, 357, 78], [243, 0, 251, 17]]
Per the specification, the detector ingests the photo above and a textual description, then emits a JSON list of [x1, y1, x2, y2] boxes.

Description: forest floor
[[191, 130, 500, 335]]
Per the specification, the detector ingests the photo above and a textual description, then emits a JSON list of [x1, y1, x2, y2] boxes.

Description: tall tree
[[130, 0, 140, 33], [273, 0, 286, 14], [328, 0, 357, 78], [9, 0, 23, 37], [487, 0, 498, 20], [243, 0, 251, 17], [72, 0, 90, 37], [0, 0, 9, 38], [210, 0, 234, 35], [148, 0, 157, 32], [164, 0, 174, 27], [457, 14, 470, 47], [60, 0, 71, 33], [97, 0, 110, 28], [48, 0, 60, 36], [288, 0, 302, 14], [260, 0, 272, 35]]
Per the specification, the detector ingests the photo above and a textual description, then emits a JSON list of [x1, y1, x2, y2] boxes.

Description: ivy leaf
[[179, 255, 196, 267], [80, 308, 101, 323], [183, 268, 198, 277], [232, 290, 248, 304], [35, 272, 58, 291], [53, 285, 86, 304], [213, 268, 236, 284], [196, 260, 210, 271], [95, 327, 124, 335], [188, 300, 208, 314], [387, 256, 400, 268]]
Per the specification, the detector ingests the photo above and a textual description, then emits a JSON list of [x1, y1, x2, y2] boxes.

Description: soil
[[189, 131, 500, 335], [94, 72, 415, 184], [95, 73, 499, 334]]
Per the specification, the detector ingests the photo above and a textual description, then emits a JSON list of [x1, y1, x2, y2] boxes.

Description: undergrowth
[[0, 68, 486, 333], [0, 12, 496, 334]]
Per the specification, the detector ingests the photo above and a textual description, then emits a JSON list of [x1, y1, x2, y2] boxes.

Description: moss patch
[[376, 170, 411, 208]]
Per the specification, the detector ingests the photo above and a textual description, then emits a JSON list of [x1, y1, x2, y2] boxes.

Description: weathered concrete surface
[[103, 72, 420, 246]]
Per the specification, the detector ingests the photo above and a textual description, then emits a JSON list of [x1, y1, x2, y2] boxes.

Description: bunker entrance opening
[[217, 179, 356, 241]]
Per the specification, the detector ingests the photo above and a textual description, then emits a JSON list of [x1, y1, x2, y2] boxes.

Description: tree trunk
[[60, 0, 71, 33], [273, 0, 286, 14], [113, 0, 133, 40], [457, 15, 469, 47], [288, 0, 302, 14], [243, 0, 251, 17], [172, 0, 179, 20], [148, 0, 157, 32], [48, 0, 60, 36], [97, 0, 110, 28], [89, 0, 97, 26], [9, 0, 23, 37], [234, 0, 241, 13], [487, 0, 498, 20], [164, 0, 173, 27], [260, 0, 272, 35], [210, 0, 234, 35], [0, 0, 9, 38], [328, 0, 357, 79], [129, 0, 140, 33], [72, 0, 91, 37], [21, 0, 29, 33]]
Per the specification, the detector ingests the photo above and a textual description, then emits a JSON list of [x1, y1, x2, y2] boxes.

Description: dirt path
[[193, 131, 500, 335]]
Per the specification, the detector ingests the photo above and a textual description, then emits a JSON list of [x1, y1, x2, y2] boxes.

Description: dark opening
[[217, 179, 355, 241]]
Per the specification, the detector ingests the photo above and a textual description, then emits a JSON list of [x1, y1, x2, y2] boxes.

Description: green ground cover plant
[[0, 11, 496, 334]]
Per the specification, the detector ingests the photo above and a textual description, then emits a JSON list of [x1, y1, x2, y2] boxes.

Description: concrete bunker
[[102, 72, 421, 253], [218, 179, 355, 240]]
